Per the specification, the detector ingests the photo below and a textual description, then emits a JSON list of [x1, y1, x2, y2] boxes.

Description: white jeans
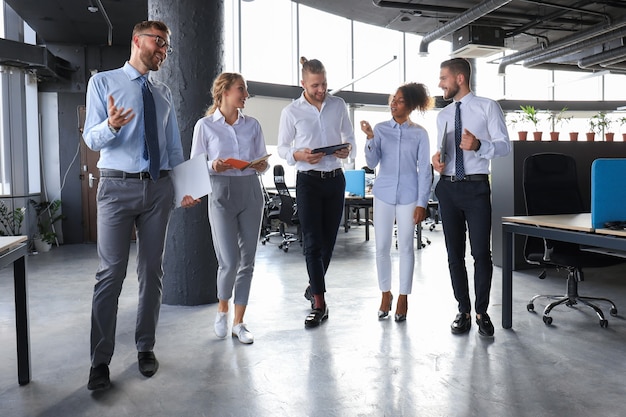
[[373, 197, 416, 295]]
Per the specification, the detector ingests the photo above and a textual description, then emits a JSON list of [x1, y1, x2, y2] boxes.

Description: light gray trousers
[[208, 175, 264, 306], [90, 176, 174, 366]]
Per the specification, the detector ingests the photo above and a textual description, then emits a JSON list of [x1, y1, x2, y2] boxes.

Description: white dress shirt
[[437, 92, 511, 176], [277, 92, 356, 171], [191, 109, 267, 176]]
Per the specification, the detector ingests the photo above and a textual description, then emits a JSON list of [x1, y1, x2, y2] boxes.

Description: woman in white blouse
[[190, 72, 268, 344], [360, 83, 433, 322]]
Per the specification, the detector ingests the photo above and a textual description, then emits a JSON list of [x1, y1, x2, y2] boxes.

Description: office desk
[[501, 213, 626, 329], [0, 236, 30, 385], [344, 195, 373, 241]]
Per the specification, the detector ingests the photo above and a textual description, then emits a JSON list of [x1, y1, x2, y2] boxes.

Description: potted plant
[[520, 105, 542, 141], [618, 116, 626, 141], [507, 113, 525, 140], [0, 201, 26, 236], [590, 111, 614, 142], [29, 199, 64, 252], [547, 107, 573, 141]]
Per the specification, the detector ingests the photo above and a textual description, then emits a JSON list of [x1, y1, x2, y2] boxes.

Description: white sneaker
[[232, 323, 254, 344], [214, 312, 228, 339]]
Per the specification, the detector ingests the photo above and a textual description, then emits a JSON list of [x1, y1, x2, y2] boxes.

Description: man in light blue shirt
[[83, 20, 196, 391]]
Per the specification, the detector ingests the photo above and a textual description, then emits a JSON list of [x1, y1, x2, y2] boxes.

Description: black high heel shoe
[[378, 293, 393, 319]]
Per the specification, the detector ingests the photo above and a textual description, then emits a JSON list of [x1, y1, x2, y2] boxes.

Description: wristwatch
[[108, 123, 120, 134]]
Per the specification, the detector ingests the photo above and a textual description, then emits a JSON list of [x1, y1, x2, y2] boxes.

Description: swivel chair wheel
[[283, 247, 289, 253], [278, 244, 283, 250], [261, 240, 267, 245], [527, 303, 534, 312], [600, 319, 609, 328], [429, 224, 435, 231], [610, 307, 618, 316], [542, 315, 553, 325]]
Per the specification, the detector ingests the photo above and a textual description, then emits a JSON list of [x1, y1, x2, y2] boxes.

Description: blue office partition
[[344, 169, 366, 197], [591, 158, 626, 229]]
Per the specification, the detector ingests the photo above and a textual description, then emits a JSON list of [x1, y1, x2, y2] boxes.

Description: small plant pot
[[569, 132, 579, 142], [33, 238, 52, 253], [585, 132, 595, 142], [622, 133, 626, 141], [605, 132, 615, 142], [549, 132, 559, 141], [517, 131, 528, 141], [532, 131, 543, 141]]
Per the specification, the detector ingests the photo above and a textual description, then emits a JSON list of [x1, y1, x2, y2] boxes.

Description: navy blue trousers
[[435, 179, 493, 315]]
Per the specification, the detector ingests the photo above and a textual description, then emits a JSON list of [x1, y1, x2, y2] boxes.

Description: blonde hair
[[300, 56, 325, 79], [206, 72, 245, 116]]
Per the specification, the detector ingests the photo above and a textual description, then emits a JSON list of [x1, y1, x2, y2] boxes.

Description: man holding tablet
[[277, 56, 356, 329]]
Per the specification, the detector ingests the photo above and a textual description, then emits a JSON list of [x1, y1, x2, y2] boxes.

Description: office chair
[[273, 165, 301, 253], [523, 152, 620, 327], [260, 177, 282, 245]]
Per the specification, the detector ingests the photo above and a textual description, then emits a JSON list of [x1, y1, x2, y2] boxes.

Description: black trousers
[[435, 179, 493, 315], [296, 171, 346, 295]]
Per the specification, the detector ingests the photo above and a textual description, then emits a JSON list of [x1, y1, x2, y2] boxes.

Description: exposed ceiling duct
[[498, 15, 626, 75], [416, 0, 512, 56], [0, 38, 73, 80], [578, 45, 626, 69], [523, 24, 626, 68]]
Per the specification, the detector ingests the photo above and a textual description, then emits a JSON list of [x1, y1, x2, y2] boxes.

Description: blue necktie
[[455, 101, 465, 179], [141, 76, 160, 182]]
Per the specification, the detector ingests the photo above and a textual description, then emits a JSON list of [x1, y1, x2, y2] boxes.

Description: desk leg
[[365, 207, 370, 241], [344, 205, 349, 233], [14, 255, 31, 385], [502, 227, 513, 329]]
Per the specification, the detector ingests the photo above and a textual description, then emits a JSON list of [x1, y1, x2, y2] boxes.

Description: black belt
[[298, 168, 343, 179], [100, 169, 170, 180], [441, 174, 489, 182]]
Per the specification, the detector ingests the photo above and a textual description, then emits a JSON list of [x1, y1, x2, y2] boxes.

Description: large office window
[[405, 35, 450, 97], [0, 2, 7, 195], [240, 0, 295, 85], [298, 5, 352, 90], [504, 64, 552, 100], [352, 22, 403, 94], [553, 71, 603, 101]]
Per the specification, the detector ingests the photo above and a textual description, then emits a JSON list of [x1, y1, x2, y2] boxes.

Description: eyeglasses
[[138, 34, 173, 54]]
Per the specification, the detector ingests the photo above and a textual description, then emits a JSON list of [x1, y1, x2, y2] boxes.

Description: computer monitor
[[345, 169, 366, 197]]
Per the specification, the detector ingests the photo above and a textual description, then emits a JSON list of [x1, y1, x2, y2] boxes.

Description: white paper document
[[439, 122, 448, 164], [170, 153, 212, 208]]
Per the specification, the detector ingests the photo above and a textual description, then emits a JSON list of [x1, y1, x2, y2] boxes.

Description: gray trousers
[[208, 175, 264, 306], [90, 176, 174, 366]]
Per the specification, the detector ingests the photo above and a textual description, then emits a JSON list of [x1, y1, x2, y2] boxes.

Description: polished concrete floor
[[2, 222, 626, 417]]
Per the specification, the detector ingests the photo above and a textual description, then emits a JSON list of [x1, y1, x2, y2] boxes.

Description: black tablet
[[311, 143, 350, 155]]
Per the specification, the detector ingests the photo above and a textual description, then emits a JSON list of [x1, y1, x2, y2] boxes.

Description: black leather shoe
[[304, 286, 315, 309], [87, 363, 111, 391], [304, 304, 329, 329], [138, 351, 159, 377], [476, 313, 495, 337], [451, 313, 471, 334]]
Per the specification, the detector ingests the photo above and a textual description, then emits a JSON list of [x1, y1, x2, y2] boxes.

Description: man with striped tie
[[431, 58, 511, 338]]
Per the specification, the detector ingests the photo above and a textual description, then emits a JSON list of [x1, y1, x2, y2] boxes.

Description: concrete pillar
[[149, 0, 224, 305]]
